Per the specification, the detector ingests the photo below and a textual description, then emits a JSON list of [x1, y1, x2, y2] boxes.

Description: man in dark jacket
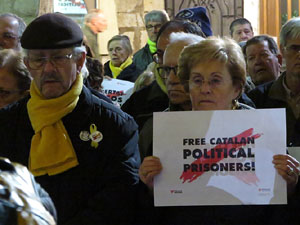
[[247, 17, 300, 225], [133, 10, 169, 72], [247, 17, 300, 148], [243, 35, 282, 86], [122, 20, 206, 131], [0, 13, 140, 225]]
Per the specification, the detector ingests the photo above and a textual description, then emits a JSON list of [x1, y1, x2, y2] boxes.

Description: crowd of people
[[0, 6, 299, 225]]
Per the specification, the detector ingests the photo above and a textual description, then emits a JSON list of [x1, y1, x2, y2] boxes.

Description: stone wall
[[103, 0, 164, 55], [0, 0, 40, 25]]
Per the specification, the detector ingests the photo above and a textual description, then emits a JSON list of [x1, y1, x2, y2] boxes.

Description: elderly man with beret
[[0, 13, 140, 225]]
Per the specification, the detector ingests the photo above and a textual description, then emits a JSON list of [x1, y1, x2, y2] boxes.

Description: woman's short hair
[[280, 17, 300, 47], [144, 10, 169, 25], [178, 36, 246, 92], [107, 35, 133, 55], [0, 49, 31, 92]]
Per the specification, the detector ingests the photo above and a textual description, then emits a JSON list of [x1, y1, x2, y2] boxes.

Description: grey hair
[[144, 10, 169, 25], [73, 45, 87, 56], [81, 59, 89, 79], [0, 13, 26, 38], [84, 9, 102, 23], [169, 32, 205, 46], [107, 35, 133, 55], [280, 17, 300, 46]]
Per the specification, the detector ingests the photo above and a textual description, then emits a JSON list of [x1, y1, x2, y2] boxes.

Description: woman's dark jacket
[[104, 61, 142, 82]]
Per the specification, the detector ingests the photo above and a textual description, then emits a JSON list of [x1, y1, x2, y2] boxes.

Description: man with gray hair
[[0, 13, 26, 51], [247, 18, 300, 224], [139, 32, 204, 159], [137, 32, 204, 224], [0, 13, 139, 225], [82, 9, 107, 60], [133, 10, 169, 72]]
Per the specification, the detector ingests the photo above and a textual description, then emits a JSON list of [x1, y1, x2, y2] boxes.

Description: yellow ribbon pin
[[89, 124, 102, 148]]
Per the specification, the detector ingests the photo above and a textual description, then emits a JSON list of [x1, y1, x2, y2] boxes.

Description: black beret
[[21, 13, 83, 49]]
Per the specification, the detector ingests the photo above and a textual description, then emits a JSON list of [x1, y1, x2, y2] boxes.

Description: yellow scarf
[[27, 74, 83, 176], [147, 38, 157, 54], [109, 57, 133, 78], [154, 63, 167, 94]]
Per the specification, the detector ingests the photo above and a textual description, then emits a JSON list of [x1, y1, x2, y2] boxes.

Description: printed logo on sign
[[258, 188, 271, 196], [170, 190, 183, 194], [258, 188, 271, 192]]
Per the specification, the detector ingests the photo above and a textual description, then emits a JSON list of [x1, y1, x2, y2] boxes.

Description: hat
[[21, 13, 83, 49], [175, 6, 213, 37]]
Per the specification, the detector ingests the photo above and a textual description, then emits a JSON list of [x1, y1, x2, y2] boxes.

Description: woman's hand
[[139, 156, 163, 192], [273, 154, 300, 195]]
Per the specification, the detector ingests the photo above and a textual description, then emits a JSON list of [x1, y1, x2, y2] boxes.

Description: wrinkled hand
[[139, 156, 162, 192], [273, 154, 300, 194]]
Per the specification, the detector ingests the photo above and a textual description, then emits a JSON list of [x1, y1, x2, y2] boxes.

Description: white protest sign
[[102, 78, 134, 106], [153, 109, 287, 206], [54, 0, 87, 14]]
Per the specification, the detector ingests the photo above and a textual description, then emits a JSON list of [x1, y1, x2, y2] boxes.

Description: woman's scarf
[[27, 74, 83, 176], [109, 57, 133, 78]]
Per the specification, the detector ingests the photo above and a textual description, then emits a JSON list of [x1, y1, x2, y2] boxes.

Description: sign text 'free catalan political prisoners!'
[[153, 109, 287, 206]]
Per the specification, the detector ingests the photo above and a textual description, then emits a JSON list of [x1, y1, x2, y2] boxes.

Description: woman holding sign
[[177, 37, 299, 193], [139, 37, 300, 225]]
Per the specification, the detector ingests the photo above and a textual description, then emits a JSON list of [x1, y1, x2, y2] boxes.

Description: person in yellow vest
[[104, 34, 142, 82]]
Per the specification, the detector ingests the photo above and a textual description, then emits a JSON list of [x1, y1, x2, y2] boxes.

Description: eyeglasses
[[1, 32, 19, 41], [27, 53, 74, 70], [0, 88, 21, 99], [157, 66, 178, 79], [189, 76, 225, 89], [146, 24, 162, 30], [152, 50, 164, 64], [284, 45, 300, 54]]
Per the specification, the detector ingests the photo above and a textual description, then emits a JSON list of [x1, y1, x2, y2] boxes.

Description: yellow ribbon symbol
[[89, 124, 102, 148]]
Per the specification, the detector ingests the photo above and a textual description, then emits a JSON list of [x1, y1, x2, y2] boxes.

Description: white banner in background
[[54, 0, 87, 14], [102, 78, 134, 106]]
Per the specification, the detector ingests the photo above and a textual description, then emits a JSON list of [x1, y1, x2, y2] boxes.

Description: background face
[[26, 49, 79, 99], [232, 23, 253, 43], [0, 67, 24, 108], [246, 40, 280, 85], [0, 16, 20, 50], [146, 21, 162, 42], [108, 40, 129, 67], [189, 60, 240, 111], [164, 42, 190, 105], [282, 38, 300, 80], [89, 14, 107, 34]]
